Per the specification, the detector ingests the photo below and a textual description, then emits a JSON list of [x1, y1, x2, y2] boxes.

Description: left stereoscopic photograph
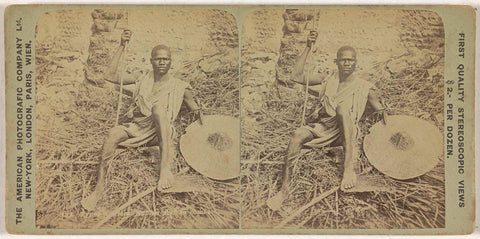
[[34, 9, 240, 229]]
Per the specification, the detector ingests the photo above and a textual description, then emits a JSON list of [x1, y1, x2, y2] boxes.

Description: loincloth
[[302, 115, 341, 148], [302, 71, 373, 149], [117, 115, 177, 149], [117, 71, 188, 149], [301, 115, 363, 158]]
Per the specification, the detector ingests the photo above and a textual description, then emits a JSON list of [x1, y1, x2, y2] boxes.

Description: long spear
[[300, 10, 318, 126], [115, 12, 128, 126], [115, 42, 127, 126]]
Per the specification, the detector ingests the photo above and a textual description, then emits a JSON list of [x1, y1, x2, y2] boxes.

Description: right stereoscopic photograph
[[241, 9, 445, 229]]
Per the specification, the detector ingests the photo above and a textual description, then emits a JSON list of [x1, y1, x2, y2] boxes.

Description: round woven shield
[[363, 115, 442, 180], [180, 115, 239, 180]]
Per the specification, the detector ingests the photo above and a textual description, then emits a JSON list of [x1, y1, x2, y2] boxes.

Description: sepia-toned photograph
[[4, 4, 475, 235], [34, 9, 240, 229], [241, 9, 445, 229]]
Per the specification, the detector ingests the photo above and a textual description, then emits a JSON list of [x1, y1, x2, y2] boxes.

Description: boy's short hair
[[336, 46, 356, 59], [151, 45, 171, 57]]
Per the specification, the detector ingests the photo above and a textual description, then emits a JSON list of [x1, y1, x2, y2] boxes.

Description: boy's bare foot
[[81, 190, 101, 211], [267, 189, 288, 211], [341, 167, 357, 191], [157, 168, 174, 191]]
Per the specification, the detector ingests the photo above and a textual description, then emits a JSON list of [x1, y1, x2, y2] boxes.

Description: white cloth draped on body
[[303, 71, 374, 148], [119, 70, 191, 148]]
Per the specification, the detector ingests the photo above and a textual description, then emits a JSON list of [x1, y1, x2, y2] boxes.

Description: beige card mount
[[4, 5, 475, 235]]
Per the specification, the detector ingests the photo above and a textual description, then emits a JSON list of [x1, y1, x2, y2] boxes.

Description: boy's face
[[150, 49, 171, 74], [335, 50, 356, 76]]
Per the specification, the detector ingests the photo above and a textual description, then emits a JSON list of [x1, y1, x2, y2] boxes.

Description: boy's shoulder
[[353, 70, 371, 81], [169, 75, 192, 89]]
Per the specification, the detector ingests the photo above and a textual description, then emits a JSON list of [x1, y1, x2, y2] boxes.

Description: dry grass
[[34, 8, 444, 230], [241, 53, 445, 229], [35, 8, 242, 230], [36, 59, 240, 228]]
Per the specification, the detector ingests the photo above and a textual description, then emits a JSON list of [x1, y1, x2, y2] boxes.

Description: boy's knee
[[292, 128, 311, 142], [335, 108, 350, 125], [151, 105, 167, 121], [106, 126, 127, 143], [335, 107, 347, 120]]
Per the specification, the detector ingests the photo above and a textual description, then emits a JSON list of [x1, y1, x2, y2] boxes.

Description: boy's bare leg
[[267, 127, 313, 210], [81, 126, 128, 211], [152, 105, 174, 191], [335, 107, 357, 191]]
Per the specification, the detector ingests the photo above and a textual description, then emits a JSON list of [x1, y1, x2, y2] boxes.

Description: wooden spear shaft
[[300, 10, 318, 126], [115, 42, 128, 126], [115, 12, 129, 127]]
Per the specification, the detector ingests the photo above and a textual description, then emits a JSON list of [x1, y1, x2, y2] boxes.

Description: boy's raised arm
[[103, 29, 139, 85], [290, 31, 327, 86]]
